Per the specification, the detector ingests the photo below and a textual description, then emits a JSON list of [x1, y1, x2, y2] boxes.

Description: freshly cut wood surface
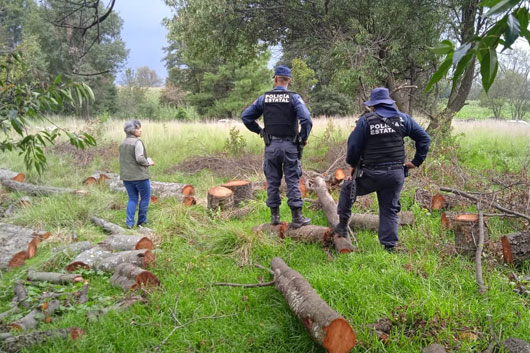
[[110, 263, 160, 292], [0, 169, 25, 182], [221, 180, 252, 206], [0, 223, 47, 270], [65, 246, 113, 271], [207, 186, 234, 210], [501, 231, 530, 264], [271, 257, 356, 353]]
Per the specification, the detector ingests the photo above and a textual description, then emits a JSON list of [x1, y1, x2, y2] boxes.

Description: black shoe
[[270, 207, 281, 225], [333, 218, 349, 238], [290, 207, 311, 229]]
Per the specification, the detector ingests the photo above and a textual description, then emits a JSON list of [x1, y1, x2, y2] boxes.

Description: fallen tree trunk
[[0, 179, 82, 196], [252, 223, 288, 236], [271, 257, 356, 353], [83, 170, 112, 185], [207, 186, 234, 210], [311, 177, 339, 227], [349, 212, 415, 230], [221, 180, 252, 207], [0, 223, 46, 270], [110, 263, 160, 292], [0, 169, 25, 182], [2, 327, 85, 353], [27, 272, 83, 284], [55, 241, 93, 255], [94, 249, 155, 272], [452, 213, 489, 256], [90, 216, 125, 234], [501, 231, 530, 265], [65, 246, 113, 271], [283, 225, 333, 244], [9, 300, 60, 331], [98, 234, 153, 251]]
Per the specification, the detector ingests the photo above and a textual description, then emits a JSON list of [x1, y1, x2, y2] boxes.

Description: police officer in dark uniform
[[333, 87, 430, 251], [241, 65, 313, 228]]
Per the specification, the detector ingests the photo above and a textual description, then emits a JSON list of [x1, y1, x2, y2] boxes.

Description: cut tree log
[[65, 246, 113, 271], [110, 263, 160, 292], [9, 300, 60, 331], [221, 180, 252, 207], [98, 234, 153, 251], [349, 212, 415, 230], [0, 179, 86, 196], [0, 169, 25, 182], [90, 216, 126, 234], [54, 241, 93, 255], [2, 327, 85, 353], [501, 231, 530, 265], [311, 176, 339, 227], [330, 169, 346, 185], [86, 295, 147, 321], [94, 249, 155, 272], [415, 189, 460, 211], [271, 257, 356, 353], [27, 272, 83, 284], [452, 213, 489, 256], [207, 186, 234, 210], [0, 223, 47, 270], [83, 170, 113, 185], [252, 223, 288, 236], [222, 204, 255, 219]]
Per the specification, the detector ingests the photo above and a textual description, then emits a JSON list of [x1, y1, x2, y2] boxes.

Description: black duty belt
[[364, 164, 403, 170], [270, 136, 295, 141]]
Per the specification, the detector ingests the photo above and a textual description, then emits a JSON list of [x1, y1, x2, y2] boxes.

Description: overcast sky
[[114, 0, 171, 83]]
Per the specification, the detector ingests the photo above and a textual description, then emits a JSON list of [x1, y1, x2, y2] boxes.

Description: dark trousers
[[263, 139, 303, 208], [337, 167, 404, 247], [123, 179, 151, 227]]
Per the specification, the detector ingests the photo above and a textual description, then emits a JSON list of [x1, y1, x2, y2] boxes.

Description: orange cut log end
[[441, 212, 451, 229], [299, 178, 308, 198], [142, 250, 156, 268], [501, 236, 513, 264], [208, 186, 232, 198], [183, 196, 196, 206], [135, 271, 161, 288], [222, 180, 250, 187], [323, 318, 357, 353], [12, 173, 25, 182], [83, 177, 98, 185], [431, 194, 446, 210], [65, 262, 90, 272], [27, 238, 39, 259], [182, 184, 195, 196], [455, 214, 479, 222], [8, 251, 27, 268], [70, 327, 86, 340], [335, 169, 345, 182], [135, 237, 154, 251], [278, 222, 289, 239], [150, 195, 159, 203]]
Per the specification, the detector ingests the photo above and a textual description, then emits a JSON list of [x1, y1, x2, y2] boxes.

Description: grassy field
[[0, 117, 529, 352]]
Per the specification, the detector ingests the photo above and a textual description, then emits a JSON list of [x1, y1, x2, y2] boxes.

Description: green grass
[[1, 117, 529, 352], [455, 100, 530, 120]]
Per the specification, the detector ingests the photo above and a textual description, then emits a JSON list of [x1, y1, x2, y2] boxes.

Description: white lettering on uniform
[[264, 94, 290, 103]]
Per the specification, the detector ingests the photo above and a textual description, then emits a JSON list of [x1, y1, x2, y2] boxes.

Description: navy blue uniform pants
[[337, 166, 404, 247], [263, 139, 303, 208]]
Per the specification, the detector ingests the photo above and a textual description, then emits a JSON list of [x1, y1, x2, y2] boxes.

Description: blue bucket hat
[[273, 65, 291, 78], [364, 87, 395, 106]]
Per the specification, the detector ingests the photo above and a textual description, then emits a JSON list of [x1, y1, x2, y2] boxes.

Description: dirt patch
[[165, 153, 263, 178], [51, 141, 119, 168]]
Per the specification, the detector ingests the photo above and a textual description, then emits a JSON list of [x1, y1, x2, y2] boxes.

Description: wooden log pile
[[0, 223, 50, 270]]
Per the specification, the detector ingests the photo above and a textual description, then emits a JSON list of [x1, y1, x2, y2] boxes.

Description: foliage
[[223, 127, 247, 156], [0, 53, 96, 173], [289, 58, 317, 103], [310, 86, 352, 117], [427, 0, 530, 93]]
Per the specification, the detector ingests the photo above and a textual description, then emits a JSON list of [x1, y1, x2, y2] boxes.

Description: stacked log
[[501, 231, 530, 265], [221, 180, 252, 206], [0, 223, 49, 270], [99, 234, 153, 251], [271, 257, 356, 353], [83, 171, 111, 185], [0, 169, 25, 182], [207, 186, 234, 210], [90, 216, 126, 234], [94, 249, 155, 272], [65, 246, 113, 271], [349, 212, 415, 230], [451, 213, 489, 256], [110, 263, 160, 292]]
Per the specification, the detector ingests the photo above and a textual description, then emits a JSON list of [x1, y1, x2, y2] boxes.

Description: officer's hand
[[403, 161, 416, 169]]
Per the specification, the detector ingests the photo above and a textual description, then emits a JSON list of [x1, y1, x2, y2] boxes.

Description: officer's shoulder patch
[[298, 97, 305, 105]]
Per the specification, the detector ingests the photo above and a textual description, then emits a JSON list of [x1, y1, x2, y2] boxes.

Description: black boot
[[290, 207, 311, 228], [333, 218, 349, 238], [270, 207, 280, 225]]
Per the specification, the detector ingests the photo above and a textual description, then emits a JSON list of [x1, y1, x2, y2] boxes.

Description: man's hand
[[403, 161, 416, 169], [345, 167, 355, 181], [147, 157, 155, 166]]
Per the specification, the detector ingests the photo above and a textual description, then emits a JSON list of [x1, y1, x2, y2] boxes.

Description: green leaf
[[515, 8, 529, 35], [503, 14, 521, 50], [430, 40, 454, 55], [485, 0, 520, 17], [452, 43, 473, 66], [53, 75, 62, 86], [425, 54, 453, 92], [481, 0, 502, 7], [479, 47, 499, 93]]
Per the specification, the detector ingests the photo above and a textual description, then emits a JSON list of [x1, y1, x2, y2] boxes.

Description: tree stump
[[94, 249, 155, 272], [330, 169, 345, 185], [271, 257, 356, 353], [221, 180, 252, 207], [110, 263, 160, 292], [452, 213, 489, 256], [501, 231, 530, 264], [415, 189, 461, 211], [207, 186, 234, 210]]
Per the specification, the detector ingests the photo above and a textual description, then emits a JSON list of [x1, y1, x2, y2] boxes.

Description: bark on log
[[283, 225, 333, 244], [110, 263, 160, 292], [0, 179, 84, 196], [0, 223, 45, 270], [452, 214, 489, 256], [0, 169, 25, 182], [312, 176, 339, 227], [501, 231, 530, 265], [106, 175, 195, 202], [78, 283, 89, 304], [2, 327, 85, 353], [90, 216, 125, 234], [499, 338, 530, 353], [271, 257, 356, 353], [55, 241, 93, 255], [9, 300, 60, 331], [333, 235, 356, 254], [65, 246, 113, 271], [86, 295, 147, 321], [221, 204, 255, 219], [94, 249, 155, 272], [221, 180, 252, 207], [348, 212, 415, 230], [98, 234, 153, 251], [207, 186, 234, 210], [252, 223, 289, 236], [83, 170, 113, 185], [12, 280, 29, 308], [27, 272, 83, 284]]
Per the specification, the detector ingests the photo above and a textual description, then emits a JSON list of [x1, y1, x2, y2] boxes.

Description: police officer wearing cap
[[241, 65, 313, 228], [333, 87, 430, 251]]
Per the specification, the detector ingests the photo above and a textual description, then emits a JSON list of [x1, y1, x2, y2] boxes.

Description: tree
[[136, 66, 163, 87], [290, 58, 317, 104]]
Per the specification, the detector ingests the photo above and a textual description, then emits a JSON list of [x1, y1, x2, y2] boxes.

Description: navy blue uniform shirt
[[346, 107, 430, 168], [241, 86, 313, 142]]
